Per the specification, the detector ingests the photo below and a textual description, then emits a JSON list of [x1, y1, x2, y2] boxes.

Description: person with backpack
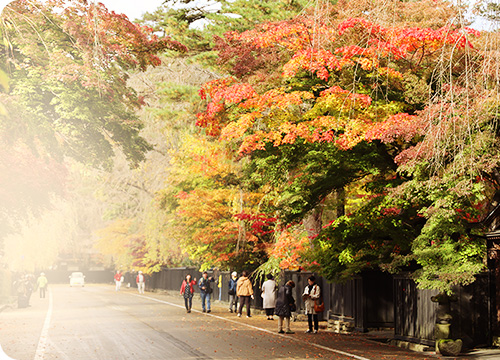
[[302, 275, 321, 333], [198, 271, 214, 313], [228, 271, 238, 313]]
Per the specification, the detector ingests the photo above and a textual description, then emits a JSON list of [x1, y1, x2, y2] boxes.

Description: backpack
[[200, 278, 213, 293]]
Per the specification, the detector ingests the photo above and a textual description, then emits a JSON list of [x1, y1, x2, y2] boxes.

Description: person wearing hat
[[228, 271, 239, 313], [36, 272, 48, 299], [136, 271, 145, 294]]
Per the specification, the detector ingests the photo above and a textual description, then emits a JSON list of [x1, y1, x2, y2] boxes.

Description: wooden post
[[487, 236, 500, 345]]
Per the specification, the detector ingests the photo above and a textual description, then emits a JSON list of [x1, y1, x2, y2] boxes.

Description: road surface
[[1, 284, 438, 360]]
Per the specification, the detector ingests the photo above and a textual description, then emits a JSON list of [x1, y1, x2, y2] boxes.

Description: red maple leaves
[[365, 113, 426, 144], [196, 15, 480, 157]]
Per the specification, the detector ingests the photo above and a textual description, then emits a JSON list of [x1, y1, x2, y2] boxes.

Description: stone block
[[437, 339, 462, 356], [492, 336, 500, 348]]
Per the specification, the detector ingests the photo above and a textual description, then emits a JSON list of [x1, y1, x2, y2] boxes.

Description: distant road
[[2, 284, 449, 360]]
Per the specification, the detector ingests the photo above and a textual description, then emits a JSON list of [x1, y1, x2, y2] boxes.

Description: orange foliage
[[282, 48, 349, 80], [268, 230, 309, 270], [196, 12, 479, 155]]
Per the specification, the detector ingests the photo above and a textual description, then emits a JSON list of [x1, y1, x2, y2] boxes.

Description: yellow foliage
[[94, 219, 136, 270]]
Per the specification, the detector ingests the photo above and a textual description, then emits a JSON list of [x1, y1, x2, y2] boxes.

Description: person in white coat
[[261, 274, 277, 320], [302, 275, 321, 333]]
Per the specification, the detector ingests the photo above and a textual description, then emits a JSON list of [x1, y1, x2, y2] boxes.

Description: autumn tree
[[0, 0, 185, 264], [194, 0, 496, 293], [93, 55, 229, 272], [98, 0, 311, 272], [475, 0, 500, 24], [1, 0, 185, 167]]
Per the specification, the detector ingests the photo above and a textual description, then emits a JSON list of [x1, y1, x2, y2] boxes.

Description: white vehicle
[[69, 272, 85, 287]]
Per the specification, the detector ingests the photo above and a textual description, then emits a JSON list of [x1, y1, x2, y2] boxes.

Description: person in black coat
[[274, 280, 296, 334]]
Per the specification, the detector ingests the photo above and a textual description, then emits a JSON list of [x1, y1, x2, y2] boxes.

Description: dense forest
[[1, 0, 500, 294]]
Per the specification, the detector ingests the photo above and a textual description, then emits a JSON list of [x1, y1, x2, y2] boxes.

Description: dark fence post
[[354, 276, 365, 331]]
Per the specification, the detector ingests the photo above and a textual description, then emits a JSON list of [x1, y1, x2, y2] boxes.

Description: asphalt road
[[4, 284, 494, 360]]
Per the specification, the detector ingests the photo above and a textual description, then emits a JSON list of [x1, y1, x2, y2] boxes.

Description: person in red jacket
[[180, 274, 197, 313], [114, 270, 123, 291]]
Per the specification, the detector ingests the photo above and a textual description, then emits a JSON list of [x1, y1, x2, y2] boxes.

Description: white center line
[[133, 293, 372, 360], [34, 290, 53, 360]]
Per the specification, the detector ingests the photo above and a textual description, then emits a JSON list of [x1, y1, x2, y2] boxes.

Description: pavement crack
[[157, 331, 213, 360]]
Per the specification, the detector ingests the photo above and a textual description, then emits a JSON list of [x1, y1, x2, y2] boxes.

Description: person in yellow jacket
[[236, 270, 254, 318], [36, 272, 48, 299]]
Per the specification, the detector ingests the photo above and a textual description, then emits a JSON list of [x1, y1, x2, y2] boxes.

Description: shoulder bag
[[314, 299, 325, 312]]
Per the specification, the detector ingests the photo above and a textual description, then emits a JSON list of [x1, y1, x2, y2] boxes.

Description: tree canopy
[[4, 0, 500, 295], [0, 0, 184, 251], [189, 0, 499, 292]]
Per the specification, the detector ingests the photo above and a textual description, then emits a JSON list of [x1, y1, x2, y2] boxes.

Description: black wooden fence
[[452, 274, 492, 348]]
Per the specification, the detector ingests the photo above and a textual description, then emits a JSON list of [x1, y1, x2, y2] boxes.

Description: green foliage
[[0, 0, 182, 169], [388, 171, 492, 293], [244, 139, 400, 224], [305, 187, 422, 281], [144, 0, 311, 67]]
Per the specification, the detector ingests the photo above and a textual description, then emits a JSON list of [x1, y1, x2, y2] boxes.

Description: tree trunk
[[334, 188, 345, 219], [303, 206, 323, 240]]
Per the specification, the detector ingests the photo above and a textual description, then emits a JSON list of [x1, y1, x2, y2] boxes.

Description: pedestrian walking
[[136, 271, 145, 294], [180, 274, 197, 313], [228, 271, 238, 313], [261, 274, 276, 320], [198, 271, 214, 313], [114, 270, 123, 291], [302, 275, 321, 333], [236, 270, 254, 318], [36, 272, 48, 299], [275, 280, 296, 334]]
